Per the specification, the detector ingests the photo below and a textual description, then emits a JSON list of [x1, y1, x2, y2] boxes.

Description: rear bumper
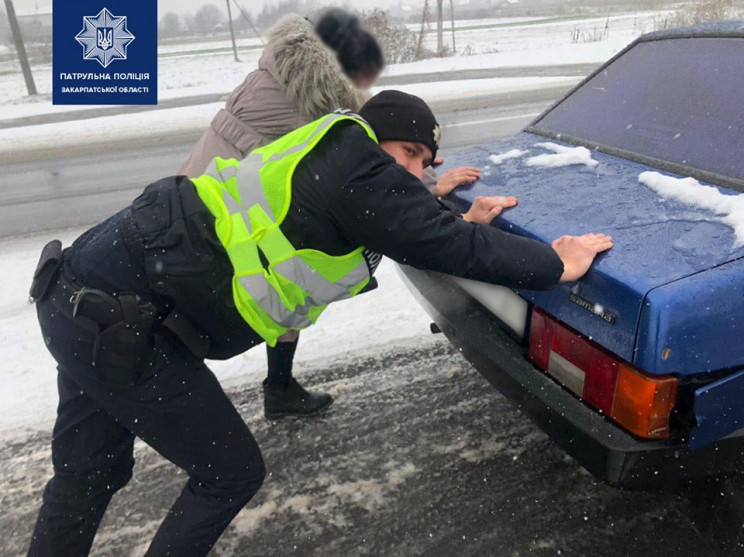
[[398, 265, 744, 489]]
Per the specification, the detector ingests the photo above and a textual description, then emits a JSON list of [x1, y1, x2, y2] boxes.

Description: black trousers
[[28, 279, 265, 556]]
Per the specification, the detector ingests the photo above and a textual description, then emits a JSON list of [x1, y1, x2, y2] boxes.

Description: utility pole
[[449, 0, 456, 54], [232, 0, 264, 45], [436, 0, 444, 56], [4, 0, 37, 95], [225, 0, 239, 62], [415, 0, 429, 60]]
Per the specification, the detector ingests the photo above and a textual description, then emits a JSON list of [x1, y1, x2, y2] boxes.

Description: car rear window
[[533, 38, 744, 184]]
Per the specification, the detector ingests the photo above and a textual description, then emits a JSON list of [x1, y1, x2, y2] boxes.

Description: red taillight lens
[[528, 308, 677, 439], [527, 309, 550, 369], [611, 365, 678, 439]]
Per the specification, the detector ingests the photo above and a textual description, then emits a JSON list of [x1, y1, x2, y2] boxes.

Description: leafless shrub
[[654, 0, 743, 31], [570, 18, 610, 44], [361, 9, 419, 63]]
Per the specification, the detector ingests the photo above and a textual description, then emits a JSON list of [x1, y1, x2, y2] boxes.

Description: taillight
[[528, 308, 678, 439]]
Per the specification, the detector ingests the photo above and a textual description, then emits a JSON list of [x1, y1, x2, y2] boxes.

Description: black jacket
[[69, 120, 562, 359], [281, 121, 563, 288]]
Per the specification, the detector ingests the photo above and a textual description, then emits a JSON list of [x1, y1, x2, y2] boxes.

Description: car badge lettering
[[569, 292, 617, 325], [76, 8, 135, 68]]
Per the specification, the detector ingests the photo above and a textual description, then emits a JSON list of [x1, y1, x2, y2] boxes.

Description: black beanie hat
[[359, 90, 441, 161]]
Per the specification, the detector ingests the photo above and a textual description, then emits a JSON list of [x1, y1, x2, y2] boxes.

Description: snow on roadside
[[0, 102, 224, 152], [387, 76, 577, 103], [0, 38, 612, 121], [0, 229, 432, 441], [0, 77, 578, 154], [0, 10, 664, 119], [0, 80, 247, 123], [526, 142, 598, 168], [384, 34, 633, 77], [639, 171, 744, 246], [0, 50, 263, 121], [403, 15, 558, 33]]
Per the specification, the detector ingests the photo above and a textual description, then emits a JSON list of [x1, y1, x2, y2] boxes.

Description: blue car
[[399, 20, 744, 489]]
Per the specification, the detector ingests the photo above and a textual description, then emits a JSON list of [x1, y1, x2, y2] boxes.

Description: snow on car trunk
[[441, 132, 744, 376]]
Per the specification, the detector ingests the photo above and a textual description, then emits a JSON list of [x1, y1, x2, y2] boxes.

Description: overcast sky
[[10, 0, 402, 17]]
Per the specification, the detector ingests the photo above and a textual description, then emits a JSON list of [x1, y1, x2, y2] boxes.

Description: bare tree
[[159, 12, 182, 39], [191, 4, 225, 36], [255, 0, 318, 30]]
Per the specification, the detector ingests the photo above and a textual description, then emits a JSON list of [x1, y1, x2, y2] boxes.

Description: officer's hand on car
[[552, 234, 613, 283], [462, 195, 518, 225], [433, 160, 481, 197]]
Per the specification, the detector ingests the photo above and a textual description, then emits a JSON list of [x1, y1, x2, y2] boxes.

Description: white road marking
[[443, 113, 542, 129]]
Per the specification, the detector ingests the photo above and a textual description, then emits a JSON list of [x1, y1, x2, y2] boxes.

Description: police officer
[[27, 90, 612, 556]]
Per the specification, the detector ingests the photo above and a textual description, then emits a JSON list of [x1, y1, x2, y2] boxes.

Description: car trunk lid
[[443, 132, 744, 375]]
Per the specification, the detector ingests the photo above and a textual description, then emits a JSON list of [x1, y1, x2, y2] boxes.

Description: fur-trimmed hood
[[265, 14, 370, 120]]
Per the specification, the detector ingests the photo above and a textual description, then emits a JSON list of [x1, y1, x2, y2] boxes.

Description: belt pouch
[[29, 240, 63, 302], [76, 291, 155, 389]]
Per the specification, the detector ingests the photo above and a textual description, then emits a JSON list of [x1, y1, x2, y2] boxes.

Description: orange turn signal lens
[[610, 365, 678, 439]]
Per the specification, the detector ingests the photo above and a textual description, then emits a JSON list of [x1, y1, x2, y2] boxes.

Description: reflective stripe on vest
[[192, 113, 378, 346]]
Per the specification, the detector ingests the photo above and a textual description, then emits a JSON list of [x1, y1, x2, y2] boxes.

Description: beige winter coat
[[178, 15, 370, 177]]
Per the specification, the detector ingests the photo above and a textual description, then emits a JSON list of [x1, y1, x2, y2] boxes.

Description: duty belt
[[32, 239, 210, 360]]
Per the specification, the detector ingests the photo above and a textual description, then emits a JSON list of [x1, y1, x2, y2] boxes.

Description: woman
[[178, 9, 386, 420], [178, 9, 382, 177]]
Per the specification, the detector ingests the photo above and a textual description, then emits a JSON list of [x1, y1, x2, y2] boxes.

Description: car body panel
[[636, 258, 744, 376], [692, 369, 744, 451], [441, 133, 744, 375]]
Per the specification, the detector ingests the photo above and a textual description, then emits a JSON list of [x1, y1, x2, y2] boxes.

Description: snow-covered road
[[0, 337, 715, 556], [0, 93, 554, 237]]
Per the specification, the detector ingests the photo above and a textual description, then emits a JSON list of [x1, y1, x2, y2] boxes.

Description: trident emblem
[[97, 28, 113, 50]]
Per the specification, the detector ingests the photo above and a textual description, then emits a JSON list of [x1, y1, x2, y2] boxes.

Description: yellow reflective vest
[[191, 113, 377, 346]]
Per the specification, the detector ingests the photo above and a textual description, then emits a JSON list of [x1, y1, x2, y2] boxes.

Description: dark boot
[[263, 378, 334, 420]]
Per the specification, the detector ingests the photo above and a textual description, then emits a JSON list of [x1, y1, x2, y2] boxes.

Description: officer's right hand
[[434, 166, 481, 197], [552, 234, 613, 283], [462, 195, 518, 225]]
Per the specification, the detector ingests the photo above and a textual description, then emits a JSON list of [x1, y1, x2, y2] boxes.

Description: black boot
[[263, 378, 334, 420], [264, 339, 333, 419]]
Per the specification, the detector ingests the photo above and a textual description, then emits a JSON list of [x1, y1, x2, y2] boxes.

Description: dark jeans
[[29, 273, 265, 555]]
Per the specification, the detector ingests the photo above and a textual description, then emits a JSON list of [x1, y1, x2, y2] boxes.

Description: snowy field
[[0, 10, 663, 118], [411, 11, 656, 56], [0, 228, 432, 441]]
